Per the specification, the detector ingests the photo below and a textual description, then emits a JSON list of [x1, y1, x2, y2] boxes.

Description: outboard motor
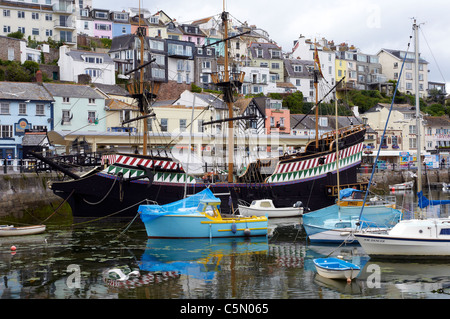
[[293, 201, 303, 208]]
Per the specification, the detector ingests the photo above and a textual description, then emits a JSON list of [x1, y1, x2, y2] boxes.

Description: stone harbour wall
[[0, 173, 61, 219]]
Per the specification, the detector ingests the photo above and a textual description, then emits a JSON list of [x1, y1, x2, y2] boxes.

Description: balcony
[[52, 2, 75, 14], [54, 20, 75, 30], [167, 48, 192, 59]]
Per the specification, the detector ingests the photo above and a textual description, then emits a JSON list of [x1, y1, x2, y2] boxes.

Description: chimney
[[36, 70, 43, 83]]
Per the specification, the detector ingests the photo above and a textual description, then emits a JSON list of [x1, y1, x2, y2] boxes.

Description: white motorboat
[[354, 218, 450, 258], [0, 225, 46, 237], [238, 199, 303, 218]]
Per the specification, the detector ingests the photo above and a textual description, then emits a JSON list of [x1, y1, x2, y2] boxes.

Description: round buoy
[[231, 223, 237, 234], [10, 246, 16, 251], [244, 228, 251, 237]]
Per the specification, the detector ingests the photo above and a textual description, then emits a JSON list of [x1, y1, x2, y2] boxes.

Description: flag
[[314, 46, 324, 78]]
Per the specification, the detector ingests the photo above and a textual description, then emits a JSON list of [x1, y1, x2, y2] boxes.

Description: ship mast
[[222, 9, 234, 183], [138, 0, 148, 155], [313, 41, 321, 150]]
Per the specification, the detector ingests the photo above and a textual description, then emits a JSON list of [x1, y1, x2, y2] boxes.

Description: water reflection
[[139, 237, 269, 281]]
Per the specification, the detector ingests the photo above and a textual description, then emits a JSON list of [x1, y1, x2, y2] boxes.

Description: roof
[[424, 116, 450, 127], [93, 83, 130, 97], [249, 42, 282, 60], [290, 114, 363, 130], [105, 99, 138, 110], [194, 93, 227, 110], [65, 50, 113, 63], [0, 82, 54, 101], [379, 48, 429, 64], [109, 34, 137, 52], [366, 103, 417, 114], [22, 132, 48, 146], [43, 83, 104, 99], [284, 59, 314, 78]]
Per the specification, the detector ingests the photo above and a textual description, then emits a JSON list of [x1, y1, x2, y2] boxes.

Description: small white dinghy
[[313, 257, 360, 282], [389, 180, 413, 191], [238, 199, 303, 218], [0, 225, 46, 237]]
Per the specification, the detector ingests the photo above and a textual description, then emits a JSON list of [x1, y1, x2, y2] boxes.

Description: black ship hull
[[49, 126, 366, 219]]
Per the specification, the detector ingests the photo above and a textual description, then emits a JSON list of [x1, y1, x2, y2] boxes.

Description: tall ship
[[45, 9, 366, 218]]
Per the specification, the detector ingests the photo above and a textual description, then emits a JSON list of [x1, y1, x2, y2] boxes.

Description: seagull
[[104, 268, 140, 281]]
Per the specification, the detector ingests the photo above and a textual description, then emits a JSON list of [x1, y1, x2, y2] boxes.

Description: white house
[[290, 36, 336, 100], [58, 45, 115, 85]]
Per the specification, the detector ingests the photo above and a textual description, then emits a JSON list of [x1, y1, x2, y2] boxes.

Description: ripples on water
[[0, 189, 449, 301]]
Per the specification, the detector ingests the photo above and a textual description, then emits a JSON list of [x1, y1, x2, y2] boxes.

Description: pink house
[[92, 9, 113, 39], [180, 24, 206, 46], [265, 100, 290, 135]]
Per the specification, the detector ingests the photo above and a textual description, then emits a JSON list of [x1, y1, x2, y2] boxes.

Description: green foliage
[[23, 60, 39, 74], [100, 38, 112, 49], [283, 91, 304, 113], [191, 84, 202, 93], [7, 31, 24, 39], [5, 61, 32, 81], [424, 103, 446, 116]]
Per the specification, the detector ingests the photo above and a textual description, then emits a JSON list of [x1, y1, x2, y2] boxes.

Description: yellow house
[[335, 57, 347, 99]]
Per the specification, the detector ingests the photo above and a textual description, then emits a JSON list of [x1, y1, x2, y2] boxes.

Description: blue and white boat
[[303, 199, 402, 244], [138, 188, 268, 238], [313, 257, 361, 281]]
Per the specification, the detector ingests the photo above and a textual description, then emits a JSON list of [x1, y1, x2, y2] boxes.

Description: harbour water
[[0, 189, 449, 303]]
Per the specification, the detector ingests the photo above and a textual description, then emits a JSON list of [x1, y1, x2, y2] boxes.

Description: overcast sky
[[96, 0, 450, 90]]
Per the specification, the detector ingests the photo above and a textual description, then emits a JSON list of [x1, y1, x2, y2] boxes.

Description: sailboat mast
[[414, 20, 422, 195]]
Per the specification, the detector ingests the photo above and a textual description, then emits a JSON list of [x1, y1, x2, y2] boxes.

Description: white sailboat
[[354, 20, 450, 259], [302, 50, 401, 244]]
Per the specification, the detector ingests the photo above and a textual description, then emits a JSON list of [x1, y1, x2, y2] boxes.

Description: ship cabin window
[[440, 228, 450, 235]]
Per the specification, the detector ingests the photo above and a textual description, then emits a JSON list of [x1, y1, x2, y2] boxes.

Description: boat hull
[[313, 258, 360, 280], [0, 225, 46, 237], [355, 233, 450, 259], [238, 205, 303, 218], [140, 214, 268, 239]]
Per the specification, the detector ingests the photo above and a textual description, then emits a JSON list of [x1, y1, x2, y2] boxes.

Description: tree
[[283, 91, 304, 114]]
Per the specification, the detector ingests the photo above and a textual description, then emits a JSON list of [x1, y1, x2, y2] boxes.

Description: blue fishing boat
[[138, 188, 268, 238], [313, 257, 361, 281]]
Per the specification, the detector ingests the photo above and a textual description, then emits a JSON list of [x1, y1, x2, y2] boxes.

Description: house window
[[0, 125, 13, 138], [62, 110, 71, 124], [3, 10, 10, 17], [271, 62, 280, 69], [88, 98, 96, 104], [409, 125, 417, 134], [294, 65, 302, 72], [84, 22, 89, 30], [256, 48, 263, 58], [18, 27, 25, 34], [177, 73, 183, 83], [85, 69, 102, 78], [19, 103, 26, 115], [88, 111, 96, 123], [46, 29, 53, 37], [32, 12, 39, 20], [177, 60, 184, 71], [36, 104, 44, 115], [32, 28, 39, 36], [409, 137, 417, 149], [3, 26, 11, 33], [63, 97, 70, 103], [198, 120, 204, 133], [179, 119, 186, 132], [18, 11, 25, 19], [45, 14, 52, 21], [1, 103, 9, 114], [160, 118, 168, 132]]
